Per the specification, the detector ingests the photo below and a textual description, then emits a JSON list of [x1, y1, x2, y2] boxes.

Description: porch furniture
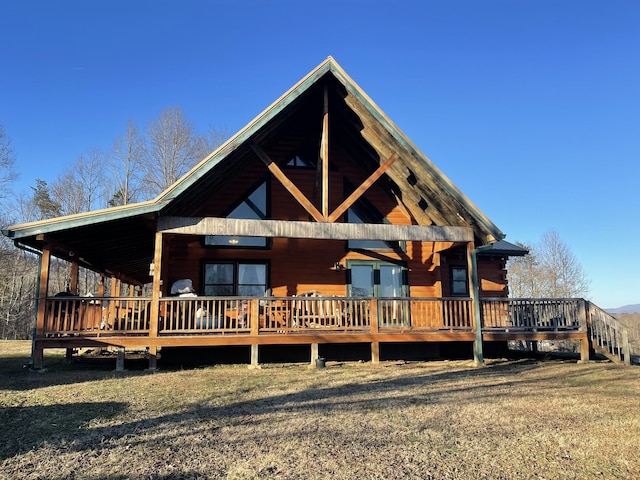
[[292, 292, 349, 328]]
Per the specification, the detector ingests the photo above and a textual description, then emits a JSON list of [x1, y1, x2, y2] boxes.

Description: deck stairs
[[587, 302, 632, 365]]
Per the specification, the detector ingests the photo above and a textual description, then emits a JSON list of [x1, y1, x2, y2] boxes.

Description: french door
[[347, 260, 408, 326]]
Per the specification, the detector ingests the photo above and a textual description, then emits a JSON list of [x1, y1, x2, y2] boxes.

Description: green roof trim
[[4, 201, 163, 240]]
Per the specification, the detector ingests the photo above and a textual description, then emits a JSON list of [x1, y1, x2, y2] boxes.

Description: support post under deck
[[310, 343, 319, 367], [250, 344, 259, 368]]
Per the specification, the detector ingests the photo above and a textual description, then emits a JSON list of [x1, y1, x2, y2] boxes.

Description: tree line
[[11, 107, 229, 223], [0, 109, 229, 339]]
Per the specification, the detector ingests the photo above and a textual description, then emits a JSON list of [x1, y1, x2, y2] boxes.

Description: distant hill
[[606, 304, 640, 314]]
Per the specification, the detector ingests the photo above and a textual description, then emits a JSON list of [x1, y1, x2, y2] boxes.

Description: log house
[[5, 57, 618, 369]]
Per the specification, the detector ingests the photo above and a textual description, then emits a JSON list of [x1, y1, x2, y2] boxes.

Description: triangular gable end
[[156, 56, 504, 245]]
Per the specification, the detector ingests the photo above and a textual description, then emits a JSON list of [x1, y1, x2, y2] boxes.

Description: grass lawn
[[1, 340, 639, 479]]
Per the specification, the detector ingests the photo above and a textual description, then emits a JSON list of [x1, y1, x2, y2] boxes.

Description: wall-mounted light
[[332, 262, 345, 271]]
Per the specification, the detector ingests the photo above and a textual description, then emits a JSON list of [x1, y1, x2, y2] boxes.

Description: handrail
[[480, 298, 585, 331], [42, 295, 629, 361], [586, 301, 631, 365]]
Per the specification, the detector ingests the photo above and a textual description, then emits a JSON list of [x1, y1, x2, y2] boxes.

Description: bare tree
[[143, 106, 199, 198], [538, 230, 590, 298], [507, 230, 590, 298], [109, 119, 145, 206], [505, 243, 545, 297], [0, 125, 18, 200], [192, 125, 231, 163], [52, 148, 106, 215]]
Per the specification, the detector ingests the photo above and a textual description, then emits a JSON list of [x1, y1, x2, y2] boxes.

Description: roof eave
[[4, 201, 162, 240]]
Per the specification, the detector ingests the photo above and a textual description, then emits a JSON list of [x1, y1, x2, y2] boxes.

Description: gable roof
[[156, 57, 505, 242], [3, 57, 505, 284]]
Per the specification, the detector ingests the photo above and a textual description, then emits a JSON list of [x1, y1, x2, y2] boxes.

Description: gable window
[[203, 262, 268, 296], [286, 154, 315, 168], [450, 266, 469, 296], [346, 206, 403, 252], [204, 181, 268, 248]]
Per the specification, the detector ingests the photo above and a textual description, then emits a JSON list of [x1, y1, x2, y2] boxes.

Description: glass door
[[350, 264, 375, 297], [347, 261, 407, 327]]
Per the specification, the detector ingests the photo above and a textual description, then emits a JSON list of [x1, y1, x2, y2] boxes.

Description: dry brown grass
[[1, 340, 640, 479]]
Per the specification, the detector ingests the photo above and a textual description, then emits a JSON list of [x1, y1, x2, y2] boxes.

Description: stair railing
[[587, 301, 631, 365]]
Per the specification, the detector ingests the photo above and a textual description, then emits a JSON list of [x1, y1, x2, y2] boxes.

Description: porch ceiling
[[7, 209, 159, 285]]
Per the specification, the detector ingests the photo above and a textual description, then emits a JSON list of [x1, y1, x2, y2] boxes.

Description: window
[[205, 181, 268, 247], [450, 266, 469, 296], [346, 207, 393, 250], [203, 262, 268, 296], [286, 154, 315, 168], [347, 260, 407, 298], [345, 181, 403, 252]]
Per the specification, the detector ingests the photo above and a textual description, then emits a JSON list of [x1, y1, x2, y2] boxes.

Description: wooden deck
[[36, 296, 633, 367]]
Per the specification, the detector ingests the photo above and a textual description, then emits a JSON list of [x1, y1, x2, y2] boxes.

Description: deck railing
[[43, 295, 612, 339], [481, 298, 585, 331], [42, 296, 475, 336]]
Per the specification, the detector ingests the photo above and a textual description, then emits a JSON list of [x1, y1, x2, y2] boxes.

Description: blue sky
[[1, 0, 639, 308]]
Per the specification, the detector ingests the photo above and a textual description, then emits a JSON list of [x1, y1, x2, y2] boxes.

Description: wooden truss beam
[[321, 83, 329, 217], [328, 153, 398, 223], [249, 142, 325, 222], [157, 216, 473, 242]]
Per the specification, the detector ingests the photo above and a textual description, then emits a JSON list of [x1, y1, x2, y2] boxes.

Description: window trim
[[450, 265, 470, 297], [202, 260, 270, 297]]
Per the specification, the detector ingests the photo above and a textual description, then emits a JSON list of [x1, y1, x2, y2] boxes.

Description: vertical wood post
[[578, 334, 590, 363], [371, 342, 380, 364], [370, 299, 379, 334], [33, 243, 52, 370], [250, 299, 260, 336], [107, 277, 119, 327], [116, 347, 126, 372], [468, 241, 485, 366], [310, 342, 319, 367], [69, 261, 79, 294], [622, 329, 631, 366], [147, 231, 163, 370], [66, 260, 80, 358], [370, 298, 380, 364], [250, 344, 259, 368], [321, 83, 329, 218]]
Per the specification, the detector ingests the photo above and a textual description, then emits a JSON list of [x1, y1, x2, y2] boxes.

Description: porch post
[[370, 299, 380, 364], [147, 231, 163, 371], [468, 242, 484, 366], [33, 243, 51, 370], [578, 299, 594, 362], [65, 260, 80, 359], [107, 277, 119, 328], [69, 261, 79, 294]]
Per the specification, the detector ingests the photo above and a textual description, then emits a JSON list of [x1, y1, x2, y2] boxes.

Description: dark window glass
[[451, 266, 469, 296], [203, 262, 267, 296], [205, 182, 267, 247]]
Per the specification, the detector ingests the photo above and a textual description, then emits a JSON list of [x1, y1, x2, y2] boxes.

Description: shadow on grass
[[0, 401, 128, 461], [0, 359, 574, 462], [0, 351, 155, 391]]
